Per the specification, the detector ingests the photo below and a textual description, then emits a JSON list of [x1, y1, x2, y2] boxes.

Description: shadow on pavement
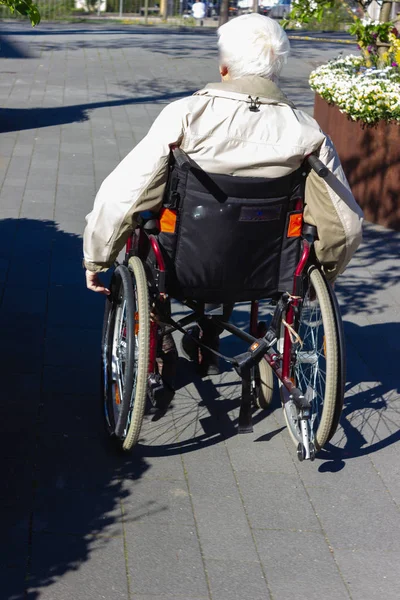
[[0, 216, 398, 596], [137, 354, 275, 459], [0, 85, 196, 133], [0, 34, 33, 58], [0, 24, 351, 60], [0, 218, 150, 600], [0, 25, 219, 37], [337, 224, 400, 316], [318, 319, 400, 466]]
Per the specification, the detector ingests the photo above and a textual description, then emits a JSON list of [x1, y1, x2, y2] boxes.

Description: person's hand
[[85, 270, 110, 295]]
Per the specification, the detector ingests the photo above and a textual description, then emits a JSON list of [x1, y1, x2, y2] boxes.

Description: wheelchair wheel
[[279, 266, 343, 451], [254, 359, 274, 409], [101, 258, 149, 451]]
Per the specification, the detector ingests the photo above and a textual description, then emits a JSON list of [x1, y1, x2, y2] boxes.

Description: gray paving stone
[[23, 189, 55, 204], [0, 566, 26, 600], [6, 156, 31, 178], [19, 201, 55, 219], [306, 484, 400, 551], [28, 533, 129, 600], [205, 559, 270, 600], [43, 364, 99, 396], [132, 594, 210, 600], [35, 431, 142, 492], [0, 206, 20, 220], [38, 391, 103, 437], [1, 286, 47, 315], [183, 448, 261, 562], [254, 530, 350, 600], [44, 326, 100, 367], [225, 415, 298, 476], [298, 455, 388, 490], [30, 157, 58, 171], [124, 521, 209, 597], [334, 549, 400, 600], [47, 285, 104, 328], [50, 258, 86, 286], [0, 327, 44, 375], [122, 478, 195, 527], [33, 487, 123, 537], [57, 173, 95, 189], [58, 157, 94, 177], [60, 141, 93, 155], [238, 470, 321, 532], [1, 176, 28, 188], [54, 219, 86, 237], [0, 257, 9, 282], [369, 445, 400, 506], [55, 203, 89, 222]]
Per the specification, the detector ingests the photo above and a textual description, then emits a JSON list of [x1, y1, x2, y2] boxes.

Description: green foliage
[[298, 1, 354, 31], [0, 0, 41, 25], [37, 0, 75, 19], [282, 0, 336, 27], [350, 19, 394, 45], [349, 19, 400, 67]]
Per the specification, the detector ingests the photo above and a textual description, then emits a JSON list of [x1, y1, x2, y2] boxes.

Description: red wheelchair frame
[[102, 152, 344, 461]]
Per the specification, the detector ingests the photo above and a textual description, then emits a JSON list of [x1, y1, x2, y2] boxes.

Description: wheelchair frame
[[101, 153, 345, 461]]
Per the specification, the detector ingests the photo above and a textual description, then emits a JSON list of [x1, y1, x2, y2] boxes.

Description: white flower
[[309, 55, 400, 124]]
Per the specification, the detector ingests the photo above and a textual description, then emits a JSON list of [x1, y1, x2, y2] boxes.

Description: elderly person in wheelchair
[[84, 14, 363, 455]]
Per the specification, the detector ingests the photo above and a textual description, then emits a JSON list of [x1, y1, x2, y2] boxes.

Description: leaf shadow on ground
[[0, 218, 153, 600]]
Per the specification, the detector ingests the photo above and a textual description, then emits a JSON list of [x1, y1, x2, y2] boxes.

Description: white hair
[[217, 14, 290, 81]]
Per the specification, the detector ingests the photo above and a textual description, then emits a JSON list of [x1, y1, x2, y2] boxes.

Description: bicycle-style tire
[[123, 257, 150, 450], [324, 278, 346, 443], [279, 266, 342, 451], [101, 259, 149, 451]]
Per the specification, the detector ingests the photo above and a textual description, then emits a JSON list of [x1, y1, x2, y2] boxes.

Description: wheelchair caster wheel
[[309, 442, 316, 461], [297, 443, 306, 462]]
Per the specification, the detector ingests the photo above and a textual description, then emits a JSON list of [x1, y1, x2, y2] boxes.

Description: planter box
[[314, 94, 400, 231]]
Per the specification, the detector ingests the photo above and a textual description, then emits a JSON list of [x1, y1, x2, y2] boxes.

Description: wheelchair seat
[[153, 155, 308, 305]]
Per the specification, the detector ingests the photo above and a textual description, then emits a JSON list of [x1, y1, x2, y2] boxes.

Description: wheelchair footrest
[[147, 373, 165, 407]]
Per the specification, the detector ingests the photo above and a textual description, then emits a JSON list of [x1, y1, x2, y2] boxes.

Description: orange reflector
[[287, 213, 303, 238], [251, 342, 259, 351], [134, 311, 139, 335], [323, 335, 327, 357], [115, 386, 121, 405], [160, 208, 177, 233]]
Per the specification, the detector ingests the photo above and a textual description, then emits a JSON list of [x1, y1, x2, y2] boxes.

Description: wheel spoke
[[280, 268, 340, 451]]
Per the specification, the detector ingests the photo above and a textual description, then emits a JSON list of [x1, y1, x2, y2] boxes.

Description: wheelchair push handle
[[306, 154, 329, 178], [171, 146, 191, 170]]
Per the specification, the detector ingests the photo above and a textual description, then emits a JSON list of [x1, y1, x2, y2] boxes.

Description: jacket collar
[[195, 76, 296, 108]]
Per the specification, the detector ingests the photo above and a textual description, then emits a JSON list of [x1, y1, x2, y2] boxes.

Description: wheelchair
[[101, 148, 345, 461]]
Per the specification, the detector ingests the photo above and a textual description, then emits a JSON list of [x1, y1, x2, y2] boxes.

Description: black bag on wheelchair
[[155, 156, 307, 305]]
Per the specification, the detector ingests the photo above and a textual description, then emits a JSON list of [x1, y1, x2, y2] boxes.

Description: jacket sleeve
[[304, 134, 364, 281], [83, 99, 186, 272]]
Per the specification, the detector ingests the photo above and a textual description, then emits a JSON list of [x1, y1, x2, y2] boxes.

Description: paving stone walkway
[[1, 22, 399, 600]]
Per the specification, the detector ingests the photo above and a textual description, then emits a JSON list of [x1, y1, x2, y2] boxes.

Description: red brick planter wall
[[314, 94, 400, 230]]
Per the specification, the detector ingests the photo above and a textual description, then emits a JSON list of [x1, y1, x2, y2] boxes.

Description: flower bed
[[309, 55, 400, 125]]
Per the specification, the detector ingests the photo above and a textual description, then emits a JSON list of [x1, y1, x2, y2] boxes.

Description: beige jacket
[[84, 77, 363, 279]]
